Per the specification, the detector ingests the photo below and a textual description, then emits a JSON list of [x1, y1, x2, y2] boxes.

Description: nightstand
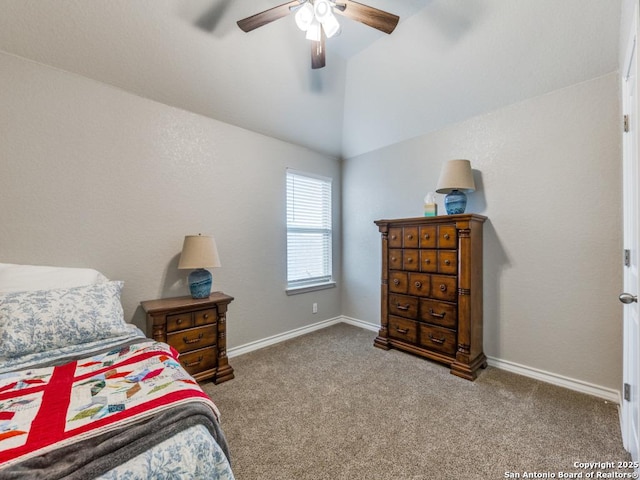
[[141, 292, 234, 384]]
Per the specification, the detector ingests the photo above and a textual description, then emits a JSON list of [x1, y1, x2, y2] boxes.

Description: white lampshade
[[313, 0, 332, 21], [178, 234, 221, 269], [435, 159, 476, 194]]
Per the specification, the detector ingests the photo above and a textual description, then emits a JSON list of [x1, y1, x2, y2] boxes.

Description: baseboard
[[486, 356, 620, 403], [227, 316, 620, 404], [227, 316, 343, 358]]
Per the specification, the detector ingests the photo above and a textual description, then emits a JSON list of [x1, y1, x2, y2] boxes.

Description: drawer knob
[[391, 257, 397, 262], [203, 313, 209, 319], [429, 309, 446, 319], [176, 318, 183, 324], [407, 234, 413, 240], [429, 334, 445, 345], [183, 333, 204, 344], [391, 234, 397, 240], [406, 258, 413, 263], [424, 234, 430, 239], [393, 279, 400, 286], [444, 233, 450, 240], [396, 327, 409, 334], [414, 281, 422, 288], [424, 259, 430, 264], [445, 260, 451, 266], [439, 284, 447, 292]]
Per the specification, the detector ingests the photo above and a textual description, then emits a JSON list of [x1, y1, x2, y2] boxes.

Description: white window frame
[[285, 169, 335, 295]]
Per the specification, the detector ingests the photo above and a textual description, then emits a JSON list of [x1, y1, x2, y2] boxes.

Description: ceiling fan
[[237, 0, 399, 69]]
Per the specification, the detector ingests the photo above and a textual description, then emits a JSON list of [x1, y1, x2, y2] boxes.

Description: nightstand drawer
[[167, 325, 217, 353], [194, 308, 216, 326], [179, 347, 217, 377], [167, 312, 193, 332]]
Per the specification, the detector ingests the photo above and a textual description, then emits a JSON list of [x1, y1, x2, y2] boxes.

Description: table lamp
[[435, 159, 476, 214], [178, 234, 221, 299]]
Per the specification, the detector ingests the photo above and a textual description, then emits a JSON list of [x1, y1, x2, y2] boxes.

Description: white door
[[622, 3, 640, 465]]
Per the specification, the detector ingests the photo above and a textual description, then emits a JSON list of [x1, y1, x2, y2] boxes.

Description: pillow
[[0, 263, 109, 293], [0, 281, 130, 358]]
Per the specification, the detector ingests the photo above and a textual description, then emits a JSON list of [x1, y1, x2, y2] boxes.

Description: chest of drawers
[[374, 214, 487, 380], [141, 293, 234, 384]]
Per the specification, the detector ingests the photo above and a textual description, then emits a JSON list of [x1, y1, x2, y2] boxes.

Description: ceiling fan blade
[[237, 1, 301, 32], [311, 30, 326, 69], [334, 0, 399, 34]]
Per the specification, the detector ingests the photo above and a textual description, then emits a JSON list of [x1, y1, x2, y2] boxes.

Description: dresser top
[[141, 292, 234, 313], [374, 213, 487, 227]]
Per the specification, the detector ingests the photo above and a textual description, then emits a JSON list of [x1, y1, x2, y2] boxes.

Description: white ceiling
[[0, 0, 622, 158]]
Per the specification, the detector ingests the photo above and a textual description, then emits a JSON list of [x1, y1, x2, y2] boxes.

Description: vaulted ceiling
[[0, 0, 622, 158]]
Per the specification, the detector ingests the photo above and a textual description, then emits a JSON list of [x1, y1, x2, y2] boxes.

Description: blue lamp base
[[444, 189, 467, 215], [188, 268, 212, 299]]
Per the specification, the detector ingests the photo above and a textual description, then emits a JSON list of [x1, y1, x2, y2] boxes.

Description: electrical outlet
[[312, 303, 318, 314]]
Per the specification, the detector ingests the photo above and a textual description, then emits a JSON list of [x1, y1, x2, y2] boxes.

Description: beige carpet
[[203, 323, 631, 480]]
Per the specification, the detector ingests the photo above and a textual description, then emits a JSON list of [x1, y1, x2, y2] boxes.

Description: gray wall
[[341, 73, 623, 391], [0, 51, 342, 348]]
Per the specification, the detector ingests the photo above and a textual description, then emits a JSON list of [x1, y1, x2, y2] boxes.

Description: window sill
[[286, 282, 336, 296]]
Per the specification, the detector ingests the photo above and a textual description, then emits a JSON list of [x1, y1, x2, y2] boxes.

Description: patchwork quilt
[[0, 340, 220, 470]]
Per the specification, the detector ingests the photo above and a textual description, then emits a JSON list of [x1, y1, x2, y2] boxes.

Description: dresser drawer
[[430, 275, 457, 302], [167, 325, 217, 354], [419, 225, 437, 248], [420, 250, 437, 273], [179, 347, 217, 377], [403, 227, 419, 248], [389, 249, 403, 270], [407, 273, 430, 297], [438, 251, 457, 275], [438, 225, 457, 249], [389, 316, 418, 343], [389, 271, 408, 294], [419, 299, 457, 329], [167, 312, 194, 332], [389, 294, 419, 319], [389, 228, 403, 248], [402, 249, 420, 271], [419, 324, 457, 355]]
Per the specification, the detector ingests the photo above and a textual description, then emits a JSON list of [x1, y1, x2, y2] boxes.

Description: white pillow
[[0, 281, 129, 358], [0, 263, 108, 293]]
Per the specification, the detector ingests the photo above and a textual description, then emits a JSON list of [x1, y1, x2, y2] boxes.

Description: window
[[286, 169, 334, 293]]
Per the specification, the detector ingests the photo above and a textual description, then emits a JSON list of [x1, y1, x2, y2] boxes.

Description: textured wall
[[342, 73, 623, 391], [0, 51, 342, 348]]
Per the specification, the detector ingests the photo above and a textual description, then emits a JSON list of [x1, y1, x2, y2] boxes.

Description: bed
[[0, 263, 234, 479]]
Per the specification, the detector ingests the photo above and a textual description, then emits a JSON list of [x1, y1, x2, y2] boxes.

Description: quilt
[[0, 340, 224, 476]]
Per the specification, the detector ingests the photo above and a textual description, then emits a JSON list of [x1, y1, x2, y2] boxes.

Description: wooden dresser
[[374, 214, 487, 380], [141, 293, 234, 384]]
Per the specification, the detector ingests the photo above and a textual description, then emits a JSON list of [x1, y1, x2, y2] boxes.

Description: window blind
[[286, 170, 332, 289]]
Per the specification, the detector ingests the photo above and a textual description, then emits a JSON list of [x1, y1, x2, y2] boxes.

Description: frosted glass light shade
[[321, 12, 340, 38], [295, 3, 314, 31], [435, 159, 476, 194], [305, 19, 322, 41]]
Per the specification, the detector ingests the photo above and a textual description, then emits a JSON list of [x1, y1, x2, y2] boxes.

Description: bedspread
[[0, 340, 231, 479]]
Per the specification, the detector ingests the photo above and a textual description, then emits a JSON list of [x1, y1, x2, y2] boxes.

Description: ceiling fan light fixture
[[321, 12, 340, 38], [295, 2, 314, 31], [314, 0, 332, 21], [305, 18, 322, 42]]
